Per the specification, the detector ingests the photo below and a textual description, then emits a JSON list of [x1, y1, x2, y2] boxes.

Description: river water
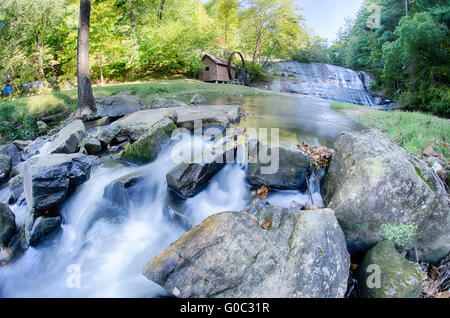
[[0, 94, 364, 297]]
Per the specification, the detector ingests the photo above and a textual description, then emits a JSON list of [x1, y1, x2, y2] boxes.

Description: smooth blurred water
[[0, 95, 363, 297]]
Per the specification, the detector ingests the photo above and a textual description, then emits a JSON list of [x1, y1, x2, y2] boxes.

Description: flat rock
[[143, 207, 350, 298], [46, 120, 86, 154], [175, 105, 241, 129], [96, 95, 145, 118], [151, 98, 189, 109]]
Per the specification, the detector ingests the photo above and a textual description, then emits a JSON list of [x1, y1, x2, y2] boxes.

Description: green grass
[[330, 102, 450, 164], [0, 79, 276, 143]]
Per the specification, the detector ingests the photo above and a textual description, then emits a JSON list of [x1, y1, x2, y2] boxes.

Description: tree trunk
[[158, 0, 167, 22], [36, 34, 45, 79], [405, 0, 409, 17], [130, 0, 136, 39], [76, 0, 96, 118]]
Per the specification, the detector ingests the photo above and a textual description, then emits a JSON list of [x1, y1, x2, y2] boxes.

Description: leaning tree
[[76, 0, 96, 118]]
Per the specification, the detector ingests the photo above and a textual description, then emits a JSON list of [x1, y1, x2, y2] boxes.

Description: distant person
[[2, 79, 13, 96]]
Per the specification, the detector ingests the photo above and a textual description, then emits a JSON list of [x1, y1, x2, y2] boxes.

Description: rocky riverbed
[[0, 92, 448, 298]]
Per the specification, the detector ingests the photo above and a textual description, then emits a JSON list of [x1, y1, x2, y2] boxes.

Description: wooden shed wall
[[198, 56, 234, 82]]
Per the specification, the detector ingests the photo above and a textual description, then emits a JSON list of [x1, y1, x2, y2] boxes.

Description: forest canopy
[[0, 0, 448, 117], [0, 0, 314, 87]]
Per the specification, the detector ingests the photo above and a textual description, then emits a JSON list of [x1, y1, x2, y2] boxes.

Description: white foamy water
[[0, 130, 324, 297]]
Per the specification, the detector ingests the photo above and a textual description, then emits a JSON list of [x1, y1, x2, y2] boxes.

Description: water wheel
[[227, 51, 245, 84]]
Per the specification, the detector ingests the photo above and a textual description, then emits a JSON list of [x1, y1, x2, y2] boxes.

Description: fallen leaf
[[257, 185, 269, 199]]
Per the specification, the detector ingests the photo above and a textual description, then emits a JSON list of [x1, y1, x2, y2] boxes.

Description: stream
[[0, 94, 365, 297]]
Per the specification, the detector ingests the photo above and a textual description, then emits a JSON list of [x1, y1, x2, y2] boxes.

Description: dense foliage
[[330, 0, 450, 117], [0, 0, 314, 89]]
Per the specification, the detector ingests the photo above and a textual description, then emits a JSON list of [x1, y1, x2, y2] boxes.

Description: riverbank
[[330, 102, 450, 165], [0, 80, 277, 144]]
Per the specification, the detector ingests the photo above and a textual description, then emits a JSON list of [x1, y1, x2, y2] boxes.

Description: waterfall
[[265, 61, 375, 106]]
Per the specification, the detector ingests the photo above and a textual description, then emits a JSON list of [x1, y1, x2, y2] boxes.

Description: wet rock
[[265, 61, 374, 106], [95, 95, 145, 118], [121, 119, 177, 164], [0, 226, 27, 263], [0, 154, 12, 183], [23, 153, 92, 213], [143, 207, 350, 298], [82, 137, 102, 155], [46, 120, 86, 154], [103, 172, 145, 208], [247, 142, 310, 190], [167, 162, 225, 199], [359, 241, 423, 298], [12, 140, 31, 151], [8, 174, 23, 203], [21, 137, 48, 160], [27, 215, 62, 247], [0, 203, 16, 246], [190, 94, 207, 105], [0, 143, 21, 167], [151, 98, 189, 109], [323, 129, 450, 262]]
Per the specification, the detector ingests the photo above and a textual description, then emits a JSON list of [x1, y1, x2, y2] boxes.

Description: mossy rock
[[121, 122, 176, 165], [359, 241, 423, 298]]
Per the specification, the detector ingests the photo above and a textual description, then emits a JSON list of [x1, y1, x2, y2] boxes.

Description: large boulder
[[323, 129, 450, 262], [0, 154, 12, 183], [23, 153, 92, 213], [167, 162, 225, 198], [359, 241, 423, 298], [247, 142, 310, 190], [46, 120, 86, 154], [143, 206, 350, 298], [0, 203, 16, 246], [151, 98, 189, 109], [121, 119, 177, 164], [95, 95, 145, 118], [0, 143, 21, 167]]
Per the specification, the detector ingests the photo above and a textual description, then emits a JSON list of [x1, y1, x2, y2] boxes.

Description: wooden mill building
[[198, 54, 235, 83]]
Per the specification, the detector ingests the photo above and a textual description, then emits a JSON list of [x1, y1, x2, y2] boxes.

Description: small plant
[[381, 222, 419, 249]]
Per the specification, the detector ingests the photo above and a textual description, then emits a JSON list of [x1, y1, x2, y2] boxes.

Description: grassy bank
[[330, 102, 450, 164], [0, 79, 276, 144]]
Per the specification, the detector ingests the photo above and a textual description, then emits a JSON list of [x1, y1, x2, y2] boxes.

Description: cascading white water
[[0, 132, 324, 297], [265, 61, 375, 106]]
